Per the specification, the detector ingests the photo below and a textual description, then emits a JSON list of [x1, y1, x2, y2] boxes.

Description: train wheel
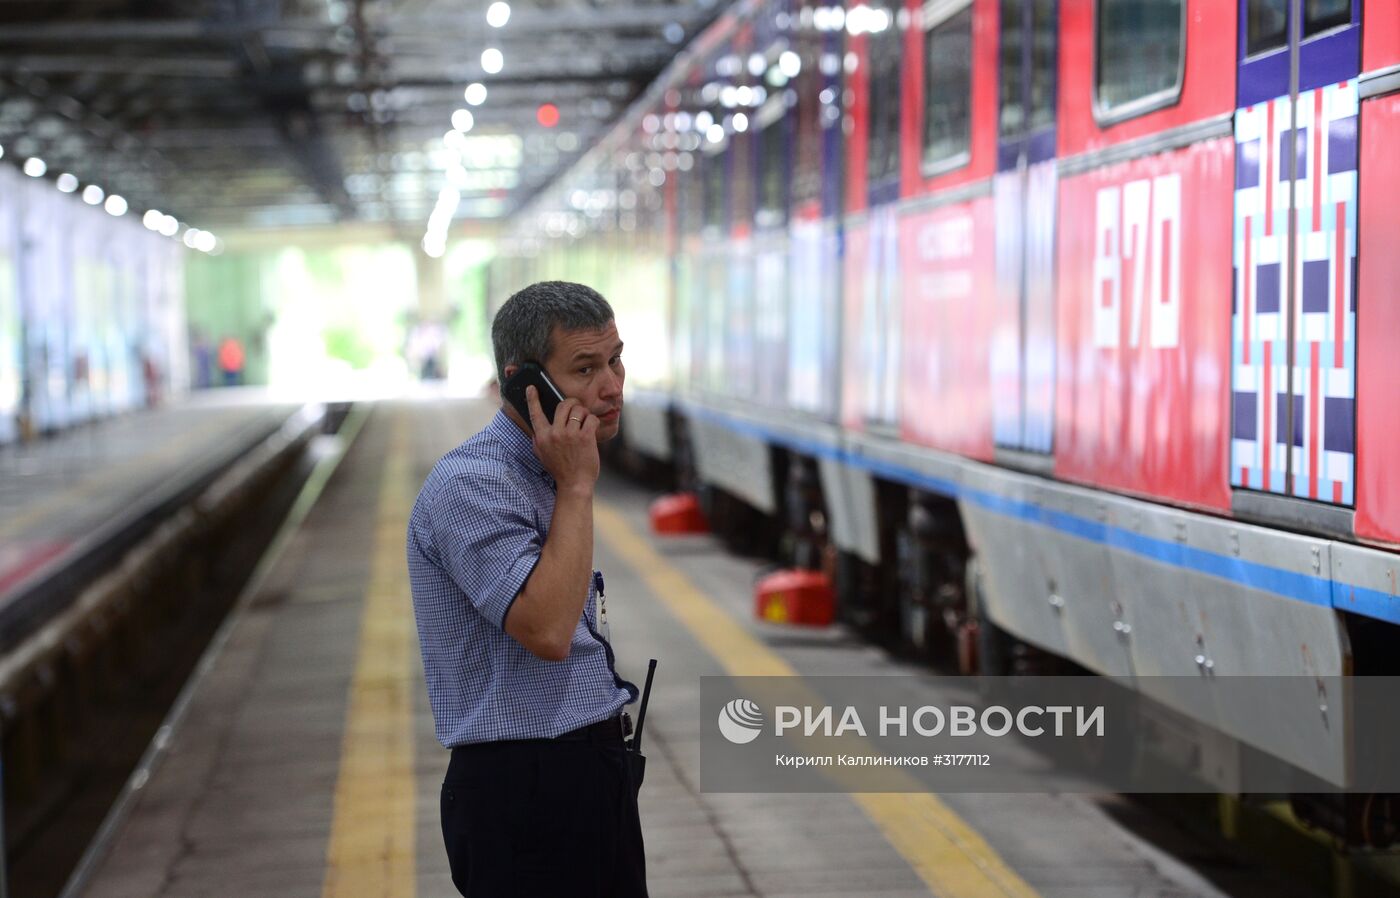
[[963, 555, 1012, 677], [835, 549, 876, 633]]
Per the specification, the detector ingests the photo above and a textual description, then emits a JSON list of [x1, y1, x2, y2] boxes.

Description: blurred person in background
[[217, 335, 244, 386]]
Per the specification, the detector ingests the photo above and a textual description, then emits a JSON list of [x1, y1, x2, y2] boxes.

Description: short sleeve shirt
[[407, 409, 637, 747]]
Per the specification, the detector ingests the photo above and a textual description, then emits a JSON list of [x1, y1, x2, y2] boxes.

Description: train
[[491, 0, 1400, 848]]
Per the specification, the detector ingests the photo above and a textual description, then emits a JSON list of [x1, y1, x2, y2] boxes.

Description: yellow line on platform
[[322, 407, 417, 898], [595, 501, 1040, 898]]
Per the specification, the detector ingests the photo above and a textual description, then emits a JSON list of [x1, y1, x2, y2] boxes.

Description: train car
[[498, 0, 1400, 845]]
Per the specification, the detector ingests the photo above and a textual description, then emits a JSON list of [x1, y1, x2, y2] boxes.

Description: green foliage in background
[[323, 324, 375, 369]]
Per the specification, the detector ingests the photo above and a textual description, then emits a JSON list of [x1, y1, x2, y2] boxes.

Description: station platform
[[65, 399, 1306, 898]]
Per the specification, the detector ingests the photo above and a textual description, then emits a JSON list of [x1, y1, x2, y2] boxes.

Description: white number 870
[[1092, 173, 1182, 350]]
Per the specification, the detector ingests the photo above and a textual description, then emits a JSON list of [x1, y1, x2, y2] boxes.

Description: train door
[[859, 0, 904, 428], [991, 0, 1057, 455], [754, 95, 792, 409], [787, 0, 842, 420], [700, 134, 730, 395], [1231, 0, 1359, 506]]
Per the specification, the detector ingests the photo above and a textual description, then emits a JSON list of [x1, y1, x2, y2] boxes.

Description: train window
[[730, 120, 754, 225], [703, 146, 728, 229], [1095, 0, 1183, 120], [757, 119, 788, 227], [998, 0, 1025, 136], [792, 29, 823, 205], [866, 0, 904, 184], [681, 151, 705, 235], [922, 0, 973, 171], [1028, 0, 1055, 133], [1304, 0, 1350, 37], [1246, 0, 1288, 56], [1000, 0, 1055, 137]]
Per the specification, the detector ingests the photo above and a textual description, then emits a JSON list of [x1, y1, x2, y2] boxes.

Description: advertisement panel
[[1355, 92, 1400, 544], [1053, 138, 1234, 511], [840, 219, 870, 430], [699, 241, 727, 394], [753, 234, 788, 408], [723, 239, 754, 400], [672, 247, 695, 391], [1363, 0, 1400, 73], [787, 218, 841, 421], [898, 196, 996, 460]]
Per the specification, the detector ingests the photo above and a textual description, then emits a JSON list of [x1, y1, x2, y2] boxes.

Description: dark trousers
[[441, 729, 649, 897]]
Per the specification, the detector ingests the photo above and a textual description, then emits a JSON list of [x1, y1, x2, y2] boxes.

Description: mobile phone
[[501, 361, 566, 431]]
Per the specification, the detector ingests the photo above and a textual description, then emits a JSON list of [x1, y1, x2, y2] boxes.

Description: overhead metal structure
[[0, 0, 721, 234]]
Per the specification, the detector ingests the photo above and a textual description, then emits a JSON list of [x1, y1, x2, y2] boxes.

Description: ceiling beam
[[0, 55, 241, 78], [0, 7, 714, 44]]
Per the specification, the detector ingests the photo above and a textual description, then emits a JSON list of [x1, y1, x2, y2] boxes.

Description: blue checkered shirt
[[408, 408, 637, 747]]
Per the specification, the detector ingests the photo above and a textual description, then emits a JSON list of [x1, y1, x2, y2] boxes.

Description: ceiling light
[[464, 82, 488, 106], [481, 48, 504, 74], [779, 51, 802, 79], [56, 173, 79, 193], [706, 123, 724, 143], [486, 1, 511, 28], [452, 108, 475, 132], [23, 158, 46, 178], [194, 231, 217, 253], [183, 229, 201, 248], [82, 185, 104, 205], [732, 112, 749, 133], [159, 215, 180, 237], [143, 209, 164, 229], [104, 195, 128, 216]]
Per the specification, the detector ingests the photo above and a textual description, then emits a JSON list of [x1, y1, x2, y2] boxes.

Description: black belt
[[449, 715, 630, 755], [553, 714, 626, 743]]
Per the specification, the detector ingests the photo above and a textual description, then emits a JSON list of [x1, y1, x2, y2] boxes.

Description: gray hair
[[491, 281, 615, 383]]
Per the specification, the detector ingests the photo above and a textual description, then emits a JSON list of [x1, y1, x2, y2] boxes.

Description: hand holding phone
[[502, 362, 565, 431], [502, 361, 600, 492]]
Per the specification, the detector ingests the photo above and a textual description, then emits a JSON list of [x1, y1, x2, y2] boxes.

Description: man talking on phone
[[407, 281, 647, 897]]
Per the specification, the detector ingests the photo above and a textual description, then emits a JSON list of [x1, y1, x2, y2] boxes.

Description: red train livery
[[498, 0, 1400, 834]]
